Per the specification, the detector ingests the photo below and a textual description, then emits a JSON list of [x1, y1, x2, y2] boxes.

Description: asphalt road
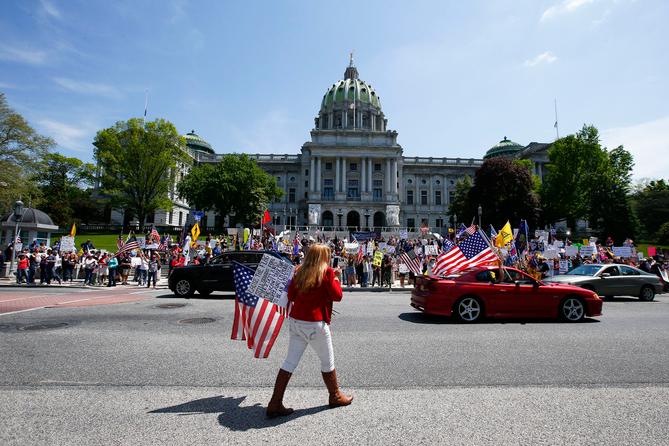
[[1, 288, 668, 445]]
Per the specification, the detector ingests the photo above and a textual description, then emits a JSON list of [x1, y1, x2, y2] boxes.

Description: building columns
[[392, 159, 398, 194], [310, 157, 315, 192], [361, 157, 366, 193], [386, 160, 392, 193], [316, 157, 321, 192], [341, 157, 347, 196], [368, 158, 372, 192], [335, 158, 341, 192]]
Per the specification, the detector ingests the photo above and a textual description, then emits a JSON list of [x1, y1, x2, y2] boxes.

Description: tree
[[177, 154, 283, 227], [448, 174, 472, 225], [632, 180, 669, 239], [464, 158, 540, 228], [94, 118, 190, 231], [0, 92, 52, 214], [541, 125, 638, 240], [34, 152, 99, 227]]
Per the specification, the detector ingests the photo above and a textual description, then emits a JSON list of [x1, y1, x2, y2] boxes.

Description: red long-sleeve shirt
[[288, 266, 342, 324]]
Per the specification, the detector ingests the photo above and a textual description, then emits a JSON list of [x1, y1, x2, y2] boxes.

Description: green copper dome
[[319, 56, 382, 112], [484, 137, 524, 159], [184, 130, 214, 155]]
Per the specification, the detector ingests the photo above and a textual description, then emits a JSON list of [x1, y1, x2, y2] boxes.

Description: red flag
[[262, 209, 271, 225]]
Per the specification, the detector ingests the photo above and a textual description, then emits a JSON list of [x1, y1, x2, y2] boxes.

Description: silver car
[[544, 264, 664, 301]]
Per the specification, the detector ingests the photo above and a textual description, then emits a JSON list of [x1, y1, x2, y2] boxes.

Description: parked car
[[410, 265, 602, 322], [168, 250, 291, 297], [543, 264, 663, 301]]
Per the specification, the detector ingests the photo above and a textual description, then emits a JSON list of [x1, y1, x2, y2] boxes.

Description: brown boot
[[321, 369, 353, 408], [266, 369, 294, 418]]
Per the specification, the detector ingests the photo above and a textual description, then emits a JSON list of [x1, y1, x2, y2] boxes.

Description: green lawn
[[636, 243, 669, 257], [52, 233, 123, 252]]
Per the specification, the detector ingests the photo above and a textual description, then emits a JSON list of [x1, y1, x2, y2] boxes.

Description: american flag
[[400, 248, 422, 275], [356, 245, 364, 264], [433, 231, 498, 276], [231, 263, 285, 359], [116, 240, 140, 256], [150, 227, 161, 243], [441, 238, 455, 253], [117, 235, 124, 250]]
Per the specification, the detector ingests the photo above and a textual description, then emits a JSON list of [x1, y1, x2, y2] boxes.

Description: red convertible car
[[411, 266, 603, 322]]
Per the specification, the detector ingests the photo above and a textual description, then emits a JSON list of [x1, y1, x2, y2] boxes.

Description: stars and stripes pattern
[[433, 231, 498, 276], [400, 248, 423, 275], [150, 227, 161, 243], [116, 240, 140, 256], [231, 262, 285, 359]]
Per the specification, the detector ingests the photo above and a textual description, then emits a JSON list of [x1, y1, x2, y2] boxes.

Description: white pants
[[281, 318, 335, 373]]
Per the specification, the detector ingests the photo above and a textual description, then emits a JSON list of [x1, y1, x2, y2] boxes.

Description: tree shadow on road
[[149, 395, 328, 430], [398, 312, 600, 325]]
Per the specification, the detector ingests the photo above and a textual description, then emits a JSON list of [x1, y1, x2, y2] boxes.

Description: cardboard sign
[[398, 263, 409, 274], [227, 228, 238, 235], [543, 249, 559, 259], [648, 246, 657, 257], [399, 230, 408, 240], [345, 243, 359, 254], [424, 245, 438, 256], [246, 254, 294, 307], [612, 246, 633, 258], [564, 246, 578, 257], [60, 236, 75, 253], [559, 260, 569, 274], [145, 243, 159, 250], [385, 246, 395, 254], [579, 246, 596, 256], [373, 251, 383, 267]]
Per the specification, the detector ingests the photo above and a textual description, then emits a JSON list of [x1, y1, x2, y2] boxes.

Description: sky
[[1, 0, 667, 179]]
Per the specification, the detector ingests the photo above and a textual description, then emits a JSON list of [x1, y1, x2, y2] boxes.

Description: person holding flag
[[266, 243, 352, 418]]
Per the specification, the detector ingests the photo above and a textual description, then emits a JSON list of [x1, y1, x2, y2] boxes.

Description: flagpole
[[554, 98, 559, 140]]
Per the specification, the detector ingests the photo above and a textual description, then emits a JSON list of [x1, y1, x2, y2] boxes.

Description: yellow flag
[[494, 221, 513, 247], [190, 222, 200, 247], [243, 228, 250, 244], [70, 223, 76, 238]]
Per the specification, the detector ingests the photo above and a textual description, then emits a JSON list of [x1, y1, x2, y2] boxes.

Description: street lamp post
[[8, 200, 24, 279], [477, 205, 482, 228]]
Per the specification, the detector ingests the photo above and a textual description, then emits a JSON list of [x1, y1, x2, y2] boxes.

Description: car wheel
[[454, 296, 483, 323], [198, 289, 212, 296], [174, 279, 194, 297], [560, 297, 585, 322], [639, 285, 655, 302]]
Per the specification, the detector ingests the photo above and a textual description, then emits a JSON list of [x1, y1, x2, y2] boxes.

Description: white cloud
[[0, 45, 47, 65], [52, 77, 120, 98], [601, 116, 669, 180], [37, 119, 94, 151], [541, 0, 596, 22], [524, 51, 558, 67], [39, 0, 62, 19]]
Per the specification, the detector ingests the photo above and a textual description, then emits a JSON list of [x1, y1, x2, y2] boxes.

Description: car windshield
[[567, 265, 601, 276]]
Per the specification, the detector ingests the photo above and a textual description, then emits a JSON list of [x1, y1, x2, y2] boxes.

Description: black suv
[[168, 250, 290, 297]]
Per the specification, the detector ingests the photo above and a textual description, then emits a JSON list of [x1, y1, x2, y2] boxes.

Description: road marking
[[0, 307, 46, 316]]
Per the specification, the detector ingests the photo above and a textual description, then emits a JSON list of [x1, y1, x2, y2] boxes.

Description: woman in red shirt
[[266, 243, 352, 418]]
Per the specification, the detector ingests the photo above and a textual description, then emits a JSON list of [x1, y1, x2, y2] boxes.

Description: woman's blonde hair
[[292, 243, 331, 292]]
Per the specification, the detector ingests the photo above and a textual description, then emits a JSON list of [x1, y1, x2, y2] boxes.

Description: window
[[289, 176, 296, 182], [347, 179, 359, 199], [407, 190, 414, 205], [407, 178, 413, 184], [436, 218, 444, 228], [273, 216, 280, 225], [373, 179, 383, 201], [305, 180, 309, 188], [305, 169, 309, 176], [449, 191, 455, 203], [421, 179, 427, 185], [420, 190, 428, 205], [168, 212, 173, 225], [323, 179, 334, 200], [350, 162, 357, 171], [407, 218, 415, 230], [276, 176, 281, 184], [178, 212, 183, 226], [476, 271, 496, 283], [435, 190, 442, 205], [620, 266, 639, 276], [436, 180, 441, 185], [601, 266, 620, 276], [325, 162, 333, 170], [288, 188, 296, 203], [374, 163, 382, 171]]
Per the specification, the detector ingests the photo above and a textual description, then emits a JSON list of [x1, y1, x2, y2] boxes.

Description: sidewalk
[[0, 277, 168, 290]]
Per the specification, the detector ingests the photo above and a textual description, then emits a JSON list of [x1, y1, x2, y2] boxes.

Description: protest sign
[[14, 242, 23, 253], [344, 243, 359, 254], [579, 246, 596, 256], [543, 249, 559, 259], [398, 263, 409, 274], [564, 246, 579, 257], [612, 246, 633, 258], [373, 251, 383, 267], [385, 245, 395, 254], [246, 254, 294, 307], [559, 260, 569, 274], [648, 246, 657, 257], [399, 230, 408, 240], [378, 242, 388, 252], [209, 239, 217, 249], [227, 228, 238, 236], [137, 238, 146, 249], [424, 245, 438, 256], [145, 243, 159, 250], [60, 236, 75, 253], [637, 252, 644, 260]]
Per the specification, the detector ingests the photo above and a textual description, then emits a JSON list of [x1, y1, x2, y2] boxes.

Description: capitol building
[[126, 58, 550, 233]]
